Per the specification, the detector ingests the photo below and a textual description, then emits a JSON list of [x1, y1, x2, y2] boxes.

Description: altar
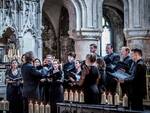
[[57, 102, 150, 113]]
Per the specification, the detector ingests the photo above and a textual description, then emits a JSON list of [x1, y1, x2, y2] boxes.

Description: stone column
[[70, 29, 101, 60], [37, 37, 43, 61], [124, 29, 150, 58], [68, 0, 102, 60], [124, 0, 150, 59]]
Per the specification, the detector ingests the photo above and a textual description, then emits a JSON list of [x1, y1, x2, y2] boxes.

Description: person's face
[[68, 56, 74, 63], [46, 57, 53, 64], [131, 52, 137, 61], [34, 60, 41, 67], [106, 45, 113, 54], [90, 46, 96, 53], [11, 60, 18, 69], [21, 55, 25, 63], [43, 59, 47, 65], [75, 60, 81, 69], [53, 61, 59, 70], [121, 48, 128, 58], [85, 58, 91, 66]]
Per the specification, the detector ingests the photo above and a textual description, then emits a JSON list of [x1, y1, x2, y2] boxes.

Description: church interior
[[0, 0, 150, 113]]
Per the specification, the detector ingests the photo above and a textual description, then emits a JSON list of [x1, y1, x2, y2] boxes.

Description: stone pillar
[[124, 30, 150, 59], [37, 38, 43, 61], [70, 29, 101, 60], [124, 0, 150, 59], [68, 0, 102, 60]]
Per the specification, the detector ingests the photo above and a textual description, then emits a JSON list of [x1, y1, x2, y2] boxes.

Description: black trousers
[[23, 98, 28, 113], [130, 96, 144, 111]]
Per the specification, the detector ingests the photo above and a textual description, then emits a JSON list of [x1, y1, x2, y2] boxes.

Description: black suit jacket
[[125, 59, 147, 98], [21, 63, 43, 99]]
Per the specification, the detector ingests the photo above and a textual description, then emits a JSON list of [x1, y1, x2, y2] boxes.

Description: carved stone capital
[[68, 28, 102, 41], [124, 28, 150, 40]]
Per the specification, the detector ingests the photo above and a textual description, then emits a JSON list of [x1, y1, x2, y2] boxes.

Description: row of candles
[[28, 101, 51, 113], [0, 100, 9, 111], [64, 90, 128, 107], [3, 49, 21, 63], [101, 92, 128, 107], [64, 90, 84, 102]]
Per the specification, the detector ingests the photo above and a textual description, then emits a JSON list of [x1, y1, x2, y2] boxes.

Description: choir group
[[5, 43, 147, 113]]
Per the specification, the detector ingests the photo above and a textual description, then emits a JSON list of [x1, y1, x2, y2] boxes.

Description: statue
[[7, 31, 20, 57], [5, 0, 14, 17]]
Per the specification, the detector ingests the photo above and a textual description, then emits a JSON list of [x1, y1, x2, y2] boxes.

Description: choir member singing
[[118, 48, 147, 111], [104, 44, 120, 95], [50, 59, 64, 113], [63, 52, 76, 89], [5, 59, 23, 113]]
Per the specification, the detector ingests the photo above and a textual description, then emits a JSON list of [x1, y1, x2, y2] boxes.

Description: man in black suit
[[21, 51, 43, 113], [90, 43, 100, 58], [63, 52, 76, 89], [119, 47, 133, 95], [104, 44, 120, 94], [119, 48, 147, 111]]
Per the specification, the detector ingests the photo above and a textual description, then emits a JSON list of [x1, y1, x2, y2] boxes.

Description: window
[[101, 17, 111, 56]]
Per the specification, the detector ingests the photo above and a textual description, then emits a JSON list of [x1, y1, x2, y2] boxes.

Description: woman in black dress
[[5, 59, 23, 113], [79, 54, 100, 104], [50, 59, 64, 113]]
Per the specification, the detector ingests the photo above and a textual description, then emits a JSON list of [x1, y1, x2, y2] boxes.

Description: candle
[[123, 94, 128, 108], [79, 91, 84, 103], [101, 92, 107, 104], [107, 93, 113, 105], [28, 101, 33, 113], [39, 102, 44, 113], [8, 50, 10, 58], [64, 89, 68, 101], [3, 55, 7, 62], [74, 90, 79, 102], [45, 104, 51, 113], [10, 49, 13, 58], [1, 100, 5, 110], [34, 101, 39, 113], [114, 93, 120, 106], [0, 101, 3, 110], [4, 100, 9, 111], [69, 90, 74, 102], [17, 49, 20, 57]]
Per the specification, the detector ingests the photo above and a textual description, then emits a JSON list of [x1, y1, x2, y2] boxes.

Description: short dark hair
[[68, 52, 76, 58], [90, 44, 97, 49], [86, 54, 96, 63], [106, 44, 113, 48], [21, 54, 25, 62], [25, 51, 34, 63], [33, 58, 41, 65], [131, 48, 142, 56]]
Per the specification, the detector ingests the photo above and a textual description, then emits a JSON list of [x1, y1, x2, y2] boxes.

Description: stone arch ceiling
[[103, 0, 124, 13], [103, 0, 125, 52], [42, 0, 63, 37]]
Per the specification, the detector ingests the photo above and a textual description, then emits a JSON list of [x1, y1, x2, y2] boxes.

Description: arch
[[123, 0, 133, 28], [71, 0, 82, 31], [23, 28, 36, 38], [102, 0, 125, 52], [123, 0, 129, 28], [63, 0, 77, 31], [79, 0, 87, 28]]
